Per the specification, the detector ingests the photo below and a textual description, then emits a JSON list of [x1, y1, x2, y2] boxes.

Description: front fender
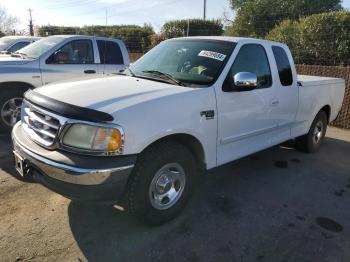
[[115, 87, 218, 169], [0, 60, 42, 87]]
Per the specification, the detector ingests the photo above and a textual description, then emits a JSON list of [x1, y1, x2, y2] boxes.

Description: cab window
[[272, 46, 293, 86], [223, 44, 272, 91], [47, 40, 94, 64], [97, 40, 124, 64]]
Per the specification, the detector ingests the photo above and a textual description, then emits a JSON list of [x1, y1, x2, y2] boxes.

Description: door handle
[[84, 70, 96, 74], [271, 99, 279, 106]]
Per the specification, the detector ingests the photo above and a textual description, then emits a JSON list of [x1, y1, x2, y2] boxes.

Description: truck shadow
[[0, 134, 36, 183], [68, 136, 350, 262]]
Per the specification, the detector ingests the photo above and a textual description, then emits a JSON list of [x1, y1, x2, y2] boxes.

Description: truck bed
[[292, 74, 345, 139], [297, 75, 344, 87]]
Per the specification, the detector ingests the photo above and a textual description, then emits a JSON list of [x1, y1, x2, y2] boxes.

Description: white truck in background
[[12, 37, 345, 225], [0, 36, 41, 54], [0, 35, 129, 131]]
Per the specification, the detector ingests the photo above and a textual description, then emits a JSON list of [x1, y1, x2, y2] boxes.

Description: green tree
[[226, 0, 342, 37], [162, 19, 223, 39], [266, 19, 305, 61], [266, 11, 350, 66]]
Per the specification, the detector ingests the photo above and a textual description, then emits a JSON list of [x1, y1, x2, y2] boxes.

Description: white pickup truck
[[12, 37, 345, 225], [0, 35, 129, 131]]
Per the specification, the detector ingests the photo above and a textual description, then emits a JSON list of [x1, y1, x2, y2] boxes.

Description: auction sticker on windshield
[[198, 50, 226, 61]]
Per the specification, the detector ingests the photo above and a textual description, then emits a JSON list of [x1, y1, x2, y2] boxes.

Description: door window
[[272, 46, 293, 86], [97, 40, 124, 64], [47, 40, 94, 64], [223, 44, 272, 91]]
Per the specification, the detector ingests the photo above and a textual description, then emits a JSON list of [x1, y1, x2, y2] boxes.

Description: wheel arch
[[319, 104, 331, 123], [139, 133, 207, 172], [0, 81, 35, 92]]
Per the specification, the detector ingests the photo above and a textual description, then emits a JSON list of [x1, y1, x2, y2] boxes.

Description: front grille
[[22, 102, 61, 148]]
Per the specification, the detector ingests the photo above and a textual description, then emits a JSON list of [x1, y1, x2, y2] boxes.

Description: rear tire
[[296, 111, 328, 153], [0, 88, 25, 133], [126, 141, 196, 226]]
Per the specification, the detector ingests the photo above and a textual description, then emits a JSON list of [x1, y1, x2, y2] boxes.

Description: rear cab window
[[97, 40, 124, 64], [272, 46, 293, 86]]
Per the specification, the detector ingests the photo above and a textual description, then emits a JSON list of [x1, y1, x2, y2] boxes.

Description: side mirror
[[233, 72, 258, 91]]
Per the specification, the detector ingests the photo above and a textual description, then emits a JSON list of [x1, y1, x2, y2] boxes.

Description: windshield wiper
[[11, 52, 29, 59], [11, 53, 23, 58], [142, 70, 185, 86], [113, 67, 136, 77]]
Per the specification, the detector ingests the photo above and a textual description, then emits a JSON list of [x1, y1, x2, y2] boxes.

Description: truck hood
[[0, 55, 33, 65], [35, 76, 194, 115]]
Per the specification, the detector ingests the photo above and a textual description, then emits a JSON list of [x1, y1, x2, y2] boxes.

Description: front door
[[216, 43, 279, 166], [40, 39, 98, 85]]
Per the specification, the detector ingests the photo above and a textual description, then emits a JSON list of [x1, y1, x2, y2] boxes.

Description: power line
[[36, 0, 100, 11]]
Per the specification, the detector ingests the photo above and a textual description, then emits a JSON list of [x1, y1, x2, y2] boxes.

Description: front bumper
[[12, 122, 136, 203]]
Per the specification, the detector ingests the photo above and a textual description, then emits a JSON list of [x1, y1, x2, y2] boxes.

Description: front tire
[[126, 141, 196, 226], [0, 89, 25, 133], [296, 111, 328, 153]]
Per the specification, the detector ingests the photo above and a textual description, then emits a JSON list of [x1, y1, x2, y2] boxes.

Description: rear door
[[97, 40, 127, 75], [216, 42, 280, 165], [269, 45, 298, 144], [40, 38, 98, 85]]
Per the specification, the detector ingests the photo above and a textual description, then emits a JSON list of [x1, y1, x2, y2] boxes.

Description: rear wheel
[[0, 89, 25, 133], [126, 141, 196, 226], [296, 111, 328, 153]]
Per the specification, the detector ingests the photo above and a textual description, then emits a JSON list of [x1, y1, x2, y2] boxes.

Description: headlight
[[62, 124, 123, 154]]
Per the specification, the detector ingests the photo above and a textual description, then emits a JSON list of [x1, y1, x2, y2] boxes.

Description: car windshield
[[17, 36, 65, 59], [130, 39, 236, 87], [0, 37, 14, 51]]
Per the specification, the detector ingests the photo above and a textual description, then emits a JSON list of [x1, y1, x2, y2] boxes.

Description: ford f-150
[[12, 37, 345, 225]]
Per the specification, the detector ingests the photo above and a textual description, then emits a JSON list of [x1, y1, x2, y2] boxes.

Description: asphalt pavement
[[0, 127, 350, 262]]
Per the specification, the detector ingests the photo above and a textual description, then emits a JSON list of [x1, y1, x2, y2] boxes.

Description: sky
[[1, 0, 350, 33], [1, 0, 233, 32]]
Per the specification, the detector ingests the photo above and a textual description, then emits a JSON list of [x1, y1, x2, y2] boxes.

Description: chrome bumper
[[12, 122, 134, 186]]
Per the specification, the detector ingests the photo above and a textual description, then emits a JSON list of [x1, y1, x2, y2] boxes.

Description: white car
[[0, 35, 129, 131], [12, 37, 345, 225], [0, 36, 41, 54]]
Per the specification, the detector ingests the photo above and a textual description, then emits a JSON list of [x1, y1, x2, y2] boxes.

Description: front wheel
[[126, 141, 196, 226], [296, 111, 328, 153], [0, 89, 25, 133]]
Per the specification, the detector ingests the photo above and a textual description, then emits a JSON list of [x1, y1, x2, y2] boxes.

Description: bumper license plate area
[[13, 150, 29, 177]]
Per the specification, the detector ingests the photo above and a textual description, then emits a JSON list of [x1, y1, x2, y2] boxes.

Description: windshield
[[130, 39, 236, 87], [0, 37, 14, 51], [17, 36, 65, 59]]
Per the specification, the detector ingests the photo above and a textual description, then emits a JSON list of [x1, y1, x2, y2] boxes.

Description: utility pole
[[203, 0, 206, 20], [187, 19, 190, 36], [27, 8, 34, 36]]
